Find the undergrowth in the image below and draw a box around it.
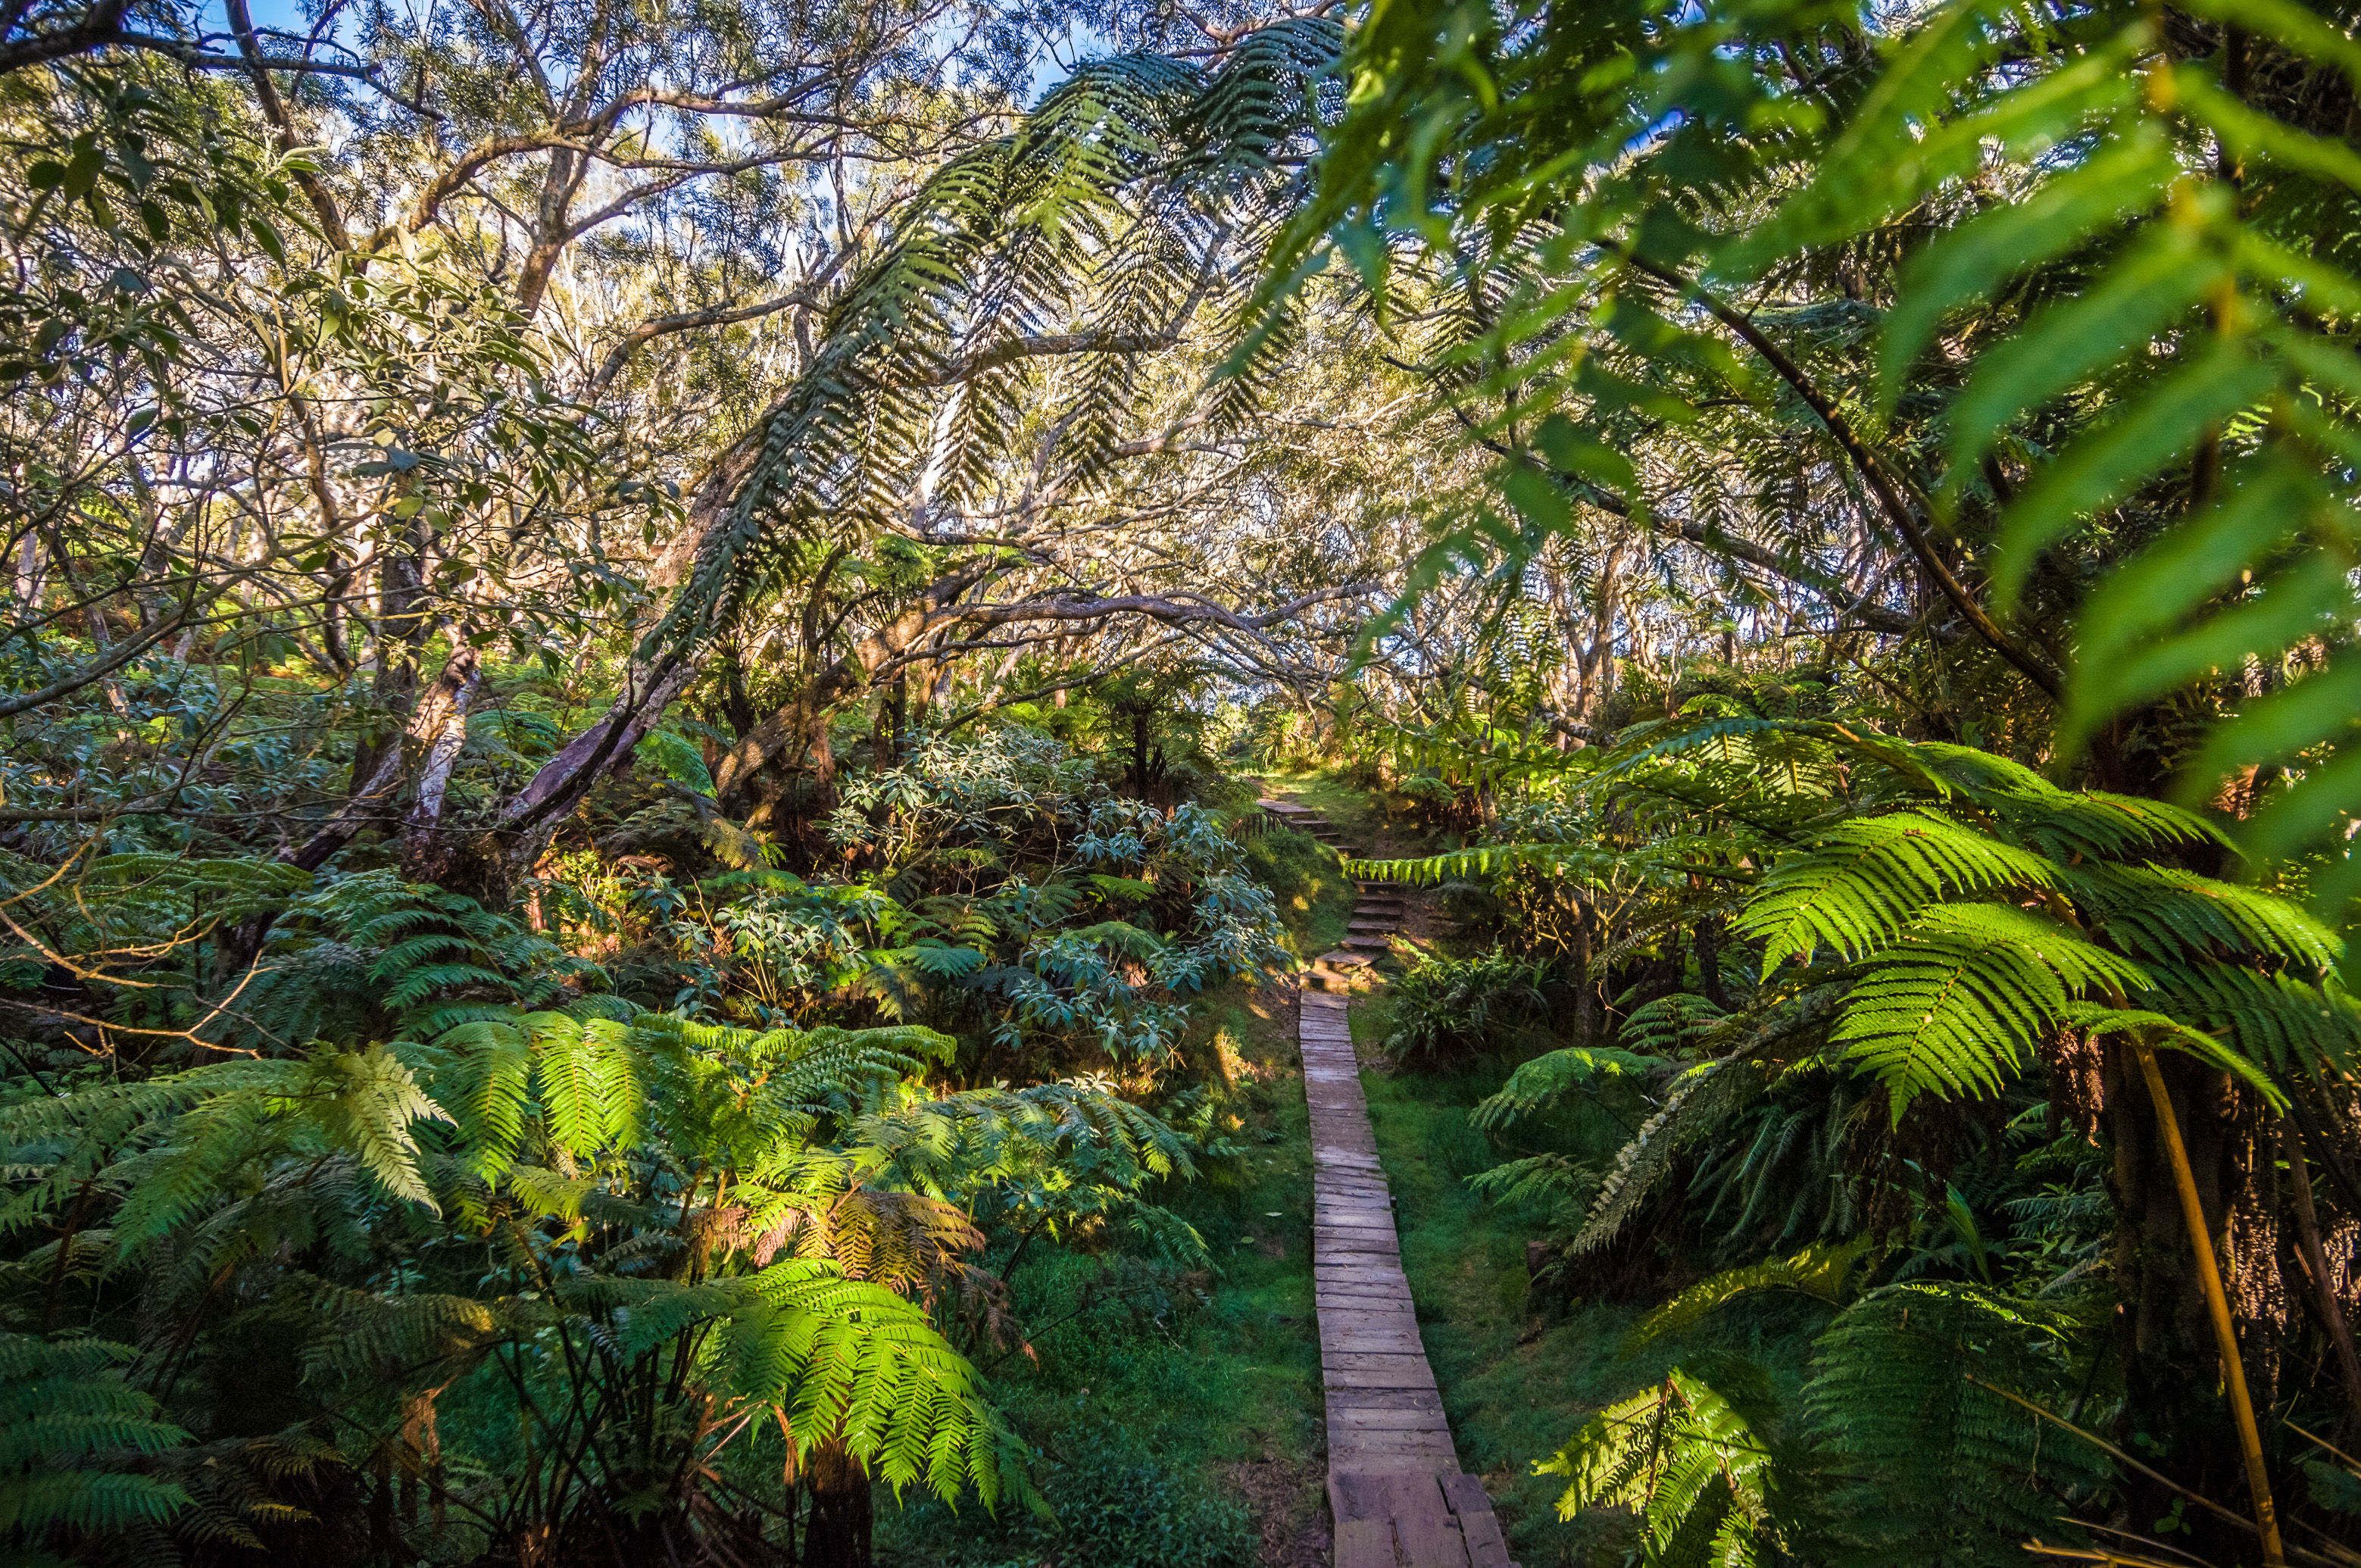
[1348,992,1825,1566]
[875,982,1321,1565]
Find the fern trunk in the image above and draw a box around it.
[800,1440,872,1568]
[2103,1041,2264,1551]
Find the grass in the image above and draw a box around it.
[875,980,1326,1565]
[1258,767,1418,854]
[1345,991,1822,1566]
[1243,819,1358,957]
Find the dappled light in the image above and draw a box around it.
[5,0,2361,1563]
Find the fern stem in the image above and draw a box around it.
[2130,1042,2284,1566]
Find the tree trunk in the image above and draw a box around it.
[801,1441,871,1568]
[351,526,431,791]
[398,653,487,882]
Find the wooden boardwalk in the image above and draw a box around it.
[1265,795,1516,1568]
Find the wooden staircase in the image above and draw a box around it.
[1257,798,1409,979]
[1266,794,1519,1567]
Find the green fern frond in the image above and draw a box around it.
[1471,1045,1661,1129]
[1833,904,2149,1120]
[1538,1366,1779,1562]
[1349,838,1737,889]
[0,1333,191,1539]
[1576,988,1845,1254]
[2140,961,2361,1083]
[1629,1238,1872,1345]
[2069,863,2341,970]
[1738,811,2057,976]
[1807,1283,2110,1566]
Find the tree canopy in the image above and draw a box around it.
[7,0,2361,1561]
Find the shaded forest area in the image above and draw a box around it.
[5,0,2361,1563]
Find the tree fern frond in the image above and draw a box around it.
[0,1333,191,1539]
[1807,1283,2110,1566]
[1538,1367,1778,1560]
[1738,811,2058,976]
[1471,1045,1661,1129]
[2069,863,2341,970]
[1833,904,2148,1120]
[1629,1238,1872,1345]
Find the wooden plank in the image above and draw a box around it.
[1330,1472,1423,1523]
[1335,1437,1457,1460]
[1317,1288,1411,1307]
[1336,1517,1398,1568]
[1391,1474,1471,1568]
[1331,1407,1452,1431]
[1325,1354,1435,1378]
[1457,1510,1512,1568]
[1321,1306,1420,1326]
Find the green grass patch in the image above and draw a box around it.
[1260,767,1403,848]
[1242,818,1356,955]
[878,983,1321,1564]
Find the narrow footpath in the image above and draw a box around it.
[1260,798,1516,1568]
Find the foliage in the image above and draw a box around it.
[1538,1360,1781,1567]
[0,1333,191,1563]
[1382,949,1551,1060]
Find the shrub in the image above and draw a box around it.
[879,1422,1252,1568]
[1383,950,1551,1060]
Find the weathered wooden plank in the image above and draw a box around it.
[1448,1503,1512,1567]
[1337,1517,1398,1568]
[1331,1407,1452,1432]
[1327,1386,1446,1412]
[1391,1476,1471,1568]
[1323,1362,1442,1390]
[1321,1306,1420,1326]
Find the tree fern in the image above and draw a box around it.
[0,1332,191,1556]
[1471,1044,1661,1131]
[1629,1239,1872,1346]
[1738,811,2058,976]
[1832,903,2149,1120]
[661,26,1341,658]
[1538,1364,1781,1566]
[1805,1284,2110,1567]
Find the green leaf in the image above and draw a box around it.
[2057,458,2333,757]
[1834,904,2150,1120]
[1738,811,2057,976]
[1882,130,2178,408]
[1990,342,2277,609]
[634,728,716,797]
[2057,1001,2284,1106]
[1945,221,2230,476]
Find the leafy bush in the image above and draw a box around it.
[1383,950,1551,1060]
